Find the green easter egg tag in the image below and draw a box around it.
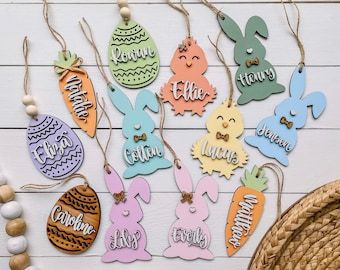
[108,20,160,89]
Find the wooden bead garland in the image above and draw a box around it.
[0,169,36,270]
[119,0,131,21]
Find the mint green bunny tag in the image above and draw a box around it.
[217,13,285,105]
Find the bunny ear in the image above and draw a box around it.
[290,67,306,99]
[245,16,268,39]
[104,165,125,194]
[107,84,133,115]
[174,162,193,193]
[303,92,327,119]
[127,177,151,203]
[195,176,218,203]
[135,90,159,113]
[218,12,243,42]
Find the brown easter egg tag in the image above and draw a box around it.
[47,185,101,254]
[192,100,248,179]
[160,37,216,116]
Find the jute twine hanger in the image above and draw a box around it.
[208,32,234,108]
[95,95,113,174]
[79,18,112,87]
[281,0,306,72]
[201,0,225,20]
[167,0,191,38]
[43,0,67,52]
[156,94,181,169]
[257,163,284,220]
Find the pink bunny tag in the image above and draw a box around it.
[102,165,152,263]
[163,163,219,260]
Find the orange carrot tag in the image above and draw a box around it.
[54,51,97,137]
[160,37,217,116]
[225,166,268,256]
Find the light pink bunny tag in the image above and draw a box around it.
[102,165,152,263]
[163,163,219,260]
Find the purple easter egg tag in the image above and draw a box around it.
[102,166,152,263]
[26,114,84,180]
[163,163,219,261]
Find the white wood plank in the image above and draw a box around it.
[0,256,251,270]
[0,192,305,258]
[0,3,339,66]
[0,66,337,129]
[0,129,338,193]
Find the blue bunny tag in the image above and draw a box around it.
[108,84,172,178]
[245,67,326,166]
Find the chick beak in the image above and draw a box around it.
[222,122,229,128]
[186,61,192,67]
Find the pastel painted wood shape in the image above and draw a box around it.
[102,165,151,263]
[108,84,172,178]
[163,163,218,261]
[160,37,216,116]
[46,185,101,254]
[55,51,97,137]
[192,100,248,179]
[27,114,84,180]
[225,166,267,256]
[217,13,285,105]
[108,20,160,89]
[245,68,326,166]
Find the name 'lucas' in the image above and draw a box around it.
[201,140,239,164]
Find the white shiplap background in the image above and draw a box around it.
[0,0,339,269]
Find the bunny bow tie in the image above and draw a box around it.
[280,117,293,129]
[245,57,260,68]
[181,192,193,204]
[113,191,126,204]
[216,132,229,142]
[134,133,147,143]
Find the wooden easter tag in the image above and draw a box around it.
[47,185,101,254]
[164,163,218,260]
[108,84,172,179]
[192,100,248,179]
[55,51,97,137]
[217,13,285,105]
[27,114,84,180]
[102,166,152,263]
[225,166,267,256]
[245,67,326,166]
[160,37,216,116]
[108,20,160,89]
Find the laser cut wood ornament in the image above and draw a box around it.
[22,37,85,181]
[160,1,216,116]
[192,35,248,179]
[108,0,160,89]
[43,0,97,137]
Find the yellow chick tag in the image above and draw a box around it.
[192,100,248,179]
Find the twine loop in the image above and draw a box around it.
[167,0,191,38]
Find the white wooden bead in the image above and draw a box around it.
[120,7,131,20]
[7,236,28,255]
[117,0,128,8]
[25,267,38,270]
[25,105,38,117]
[0,173,7,186]
[22,95,35,106]
[0,201,23,220]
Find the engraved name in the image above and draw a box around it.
[172,227,208,249]
[257,124,293,152]
[229,194,257,248]
[201,140,239,164]
[109,229,141,250]
[124,145,163,165]
[64,75,93,121]
[51,205,96,236]
[110,47,156,65]
[237,68,275,87]
[33,131,73,165]
[171,81,209,101]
